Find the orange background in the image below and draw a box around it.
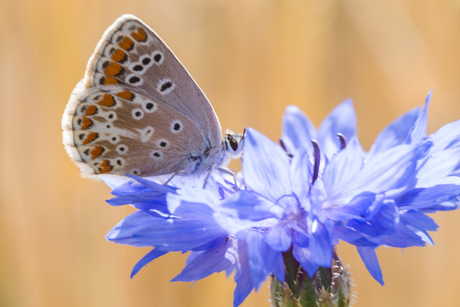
[2,0,460,306]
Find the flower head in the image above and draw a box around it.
[104,92,460,306]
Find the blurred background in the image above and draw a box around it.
[1,0,460,306]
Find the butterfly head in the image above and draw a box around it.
[224,129,246,158]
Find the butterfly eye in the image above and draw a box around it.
[229,137,238,151]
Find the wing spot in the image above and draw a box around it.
[117,36,134,51]
[157,139,169,148]
[80,117,93,130]
[110,135,120,144]
[126,74,143,86]
[132,169,140,175]
[82,132,99,145]
[131,27,148,42]
[133,64,143,72]
[79,105,88,114]
[90,146,105,159]
[152,51,164,64]
[143,101,157,113]
[97,160,113,174]
[107,112,117,121]
[115,90,135,101]
[171,120,183,134]
[132,108,144,120]
[116,145,128,154]
[111,49,128,63]
[97,94,116,107]
[104,62,125,77]
[142,57,151,65]
[101,75,118,85]
[151,151,163,160]
[157,79,175,95]
[84,105,98,116]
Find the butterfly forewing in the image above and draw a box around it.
[87,15,222,144]
[63,15,222,177]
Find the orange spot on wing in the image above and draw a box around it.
[82,132,98,145]
[84,105,98,116]
[115,91,135,101]
[97,94,116,107]
[98,160,113,174]
[104,62,124,76]
[103,76,118,85]
[118,36,134,51]
[131,27,147,42]
[80,117,93,130]
[111,49,127,63]
[90,146,105,159]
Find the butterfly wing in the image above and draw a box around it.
[62,15,222,177]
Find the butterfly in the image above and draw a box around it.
[62,14,244,184]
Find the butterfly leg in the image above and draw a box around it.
[163,172,179,185]
[217,167,239,192]
[202,163,217,189]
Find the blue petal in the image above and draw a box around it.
[429,119,460,151]
[309,219,334,267]
[291,222,310,247]
[322,139,364,201]
[417,148,460,187]
[99,174,130,189]
[324,192,375,221]
[340,141,432,201]
[243,128,292,202]
[380,219,427,248]
[172,239,237,282]
[221,190,278,221]
[348,199,397,237]
[106,204,227,251]
[292,245,318,277]
[233,241,254,307]
[318,99,357,158]
[264,223,292,251]
[334,226,381,247]
[368,107,420,157]
[406,89,431,144]
[241,230,280,289]
[131,248,168,278]
[399,184,460,211]
[400,210,438,232]
[282,105,317,154]
[126,175,178,193]
[357,247,384,285]
[110,180,151,196]
[272,253,285,282]
[290,149,313,204]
